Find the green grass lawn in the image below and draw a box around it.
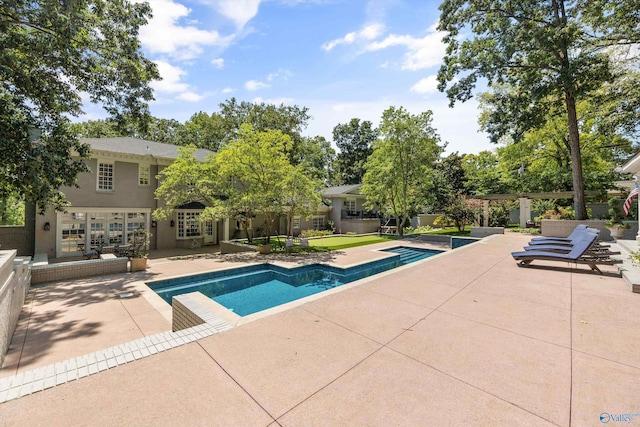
[307,234,396,250]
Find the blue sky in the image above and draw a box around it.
[84,0,495,154]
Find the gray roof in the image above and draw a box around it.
[81,137,213,162]
[323,184,363,197]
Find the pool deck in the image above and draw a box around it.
[1,234,639,426]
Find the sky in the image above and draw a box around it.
[83,0,496,154]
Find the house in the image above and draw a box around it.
[32,137,231,259]
[322,184,380,234]
[3,138,388,258]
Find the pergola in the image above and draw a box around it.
[474,191,608,229]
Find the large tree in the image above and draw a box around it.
[1,0,158,211]
[437,0,626,219]
[362,107,443,236]
[333,118,377,185]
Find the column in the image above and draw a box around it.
[519,197,531,228]
[483,200,489,227]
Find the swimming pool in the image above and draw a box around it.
[148,246,442,316]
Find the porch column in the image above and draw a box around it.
[223,218,230,241]
[483,200,489,227]
[519,197,531,228]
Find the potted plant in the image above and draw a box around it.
[130,227,152,271]
[605,197,629,239]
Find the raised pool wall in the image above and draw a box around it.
[0,250,31,368]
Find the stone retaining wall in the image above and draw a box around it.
[31,257,129,285]
[220,240,256,255]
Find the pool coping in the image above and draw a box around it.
[145,241,466,328]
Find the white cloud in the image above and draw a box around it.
[252,97,294,105]
[221,87,234,94]
[365,27,446,70]
[245,80,270,91]
[211,58,225,69]
[322,23,385,51]
[151,60,190,93]
[138,0,234,60]
[267,69,293,81]
[209,0,262,29]
[177,91,206,102]
[410,75,439,94]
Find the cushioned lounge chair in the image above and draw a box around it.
[512,232,621,273]
[528,224,592,245]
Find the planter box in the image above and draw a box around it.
[540,219,638,241]
[257,244,272,255]
[130,257,148,272]
[470,227,504,238]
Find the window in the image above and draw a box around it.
[292,217,301,229]
[138,164,150,186]
[312,216,324,230]
[56,209,149,257]
[345,200,356,212]
[177,211,202,238]
[97,161,114,191]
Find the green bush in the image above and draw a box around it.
[300,229,334,237]
[404,225,433,234]
[433,215,452,228]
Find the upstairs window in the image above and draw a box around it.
[97,162,114,191]
[139,164,150,186]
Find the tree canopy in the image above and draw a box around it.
[362,107,444,236]
[332,118,376,185]
[154,125,322,243]
[437,0,636,219]
[1,0,158,211]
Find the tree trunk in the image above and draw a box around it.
[396,216,403,236]
[564,90,588,220]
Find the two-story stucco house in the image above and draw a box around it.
[33,137,225,259]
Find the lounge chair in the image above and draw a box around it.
[528,224,591,245]
[512,232,621,273]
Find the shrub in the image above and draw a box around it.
[300,229,333,237]
[443,196,478,232]
[404,225,433,234]
[433,215,452,228]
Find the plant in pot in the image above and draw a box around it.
[130,227,152,271]
[605,197,629,239]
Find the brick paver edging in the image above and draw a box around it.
[0,314,232,404]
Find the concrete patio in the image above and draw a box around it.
[1,234,639,426]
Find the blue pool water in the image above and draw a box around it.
[149,246,442,316]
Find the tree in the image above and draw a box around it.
[0,191,25,225]
[362,107,444,236]
[213,98,333,179]
[333,119,376,185]
[1,0,158,211]
[462,151,507,195]
[443,196,478,232]
[211,125,294,243]
[153,146,212,220]
[282,166,322,237]
[438,0,624,219]
[431,152,469,211]
[176,112,225,151]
